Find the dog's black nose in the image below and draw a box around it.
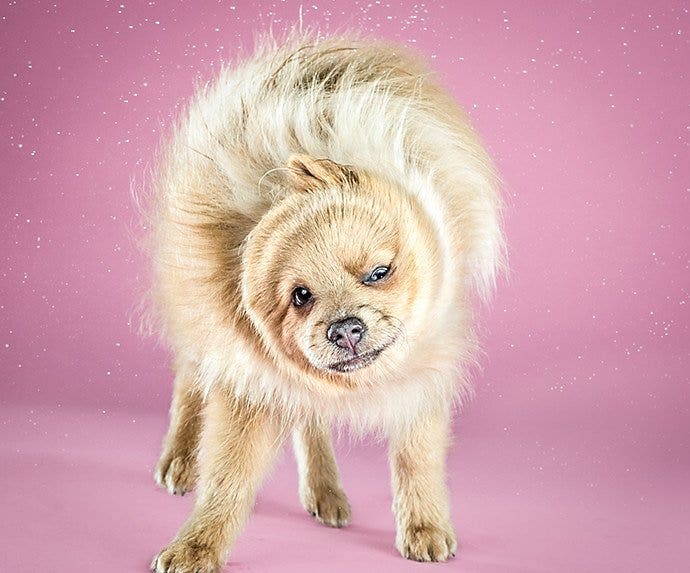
[327,317,365,352]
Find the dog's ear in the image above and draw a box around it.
[287,154,359,191]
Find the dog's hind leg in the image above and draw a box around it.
[154,360,203,495]
[293,419,351,528]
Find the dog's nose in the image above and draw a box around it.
[327,317,365,352]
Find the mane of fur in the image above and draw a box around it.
[146,31,503,435]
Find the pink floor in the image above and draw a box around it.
[2,1,688,572]
[2,401,687,572]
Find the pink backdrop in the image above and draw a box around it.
[2,2,688,572]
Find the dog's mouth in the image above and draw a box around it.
[327,342,391,373]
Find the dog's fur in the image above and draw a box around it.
[147,32,502,572]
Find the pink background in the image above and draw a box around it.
[2,1,688,571]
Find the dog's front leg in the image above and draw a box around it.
[388,409,457,562]
[152,388,284,573]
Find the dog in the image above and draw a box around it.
[147,32,502,572]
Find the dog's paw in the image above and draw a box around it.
[154,452,197,495]
[302,486,351,528]
[396,522,457,562]
[151,540,221,573]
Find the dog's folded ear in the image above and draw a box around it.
[287,154,359,191]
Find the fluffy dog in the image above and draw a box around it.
[147,32,502,572]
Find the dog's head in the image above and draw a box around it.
[240,155,443,385]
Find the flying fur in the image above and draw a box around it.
[148,32,503,435]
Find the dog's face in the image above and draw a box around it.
[241,155,441,385]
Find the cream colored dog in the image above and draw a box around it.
[147,32,502,572]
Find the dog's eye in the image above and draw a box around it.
[364,266,390,284]
[292,287,312,307]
